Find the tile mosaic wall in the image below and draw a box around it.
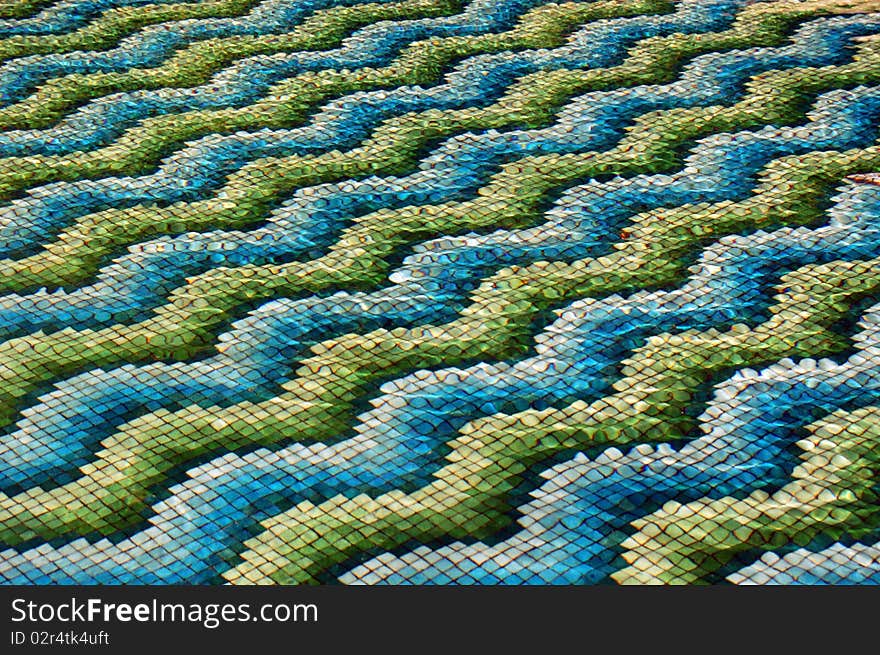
[0,0,879,584]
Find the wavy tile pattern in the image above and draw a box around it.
[0,0,879,585]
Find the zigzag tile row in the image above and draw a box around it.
[0,0,555,123]
[0,59,876,477]
[729,530,880,584]
[0,6,864,209]
[0,136,876,576]
[0,0,55,20]
[225,254,880,584]
[0,0,672,205]
[1,185,878,583]
[3,0,872,211]
[0,0,869,139]
[343,403,880,584]
[614,391,880,583]
[0,42,872,409]
[0,0,460,105]
[337,184,880,585]
[0,96,876,492]
[1,0,879,585]
[1,12,873,300]
[0,53,879,485]
[0,0,665,159]
[0,0,262,60]
[0,0,204,35]
[1,12,872,288]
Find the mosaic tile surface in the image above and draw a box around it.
[0,0,878,585]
